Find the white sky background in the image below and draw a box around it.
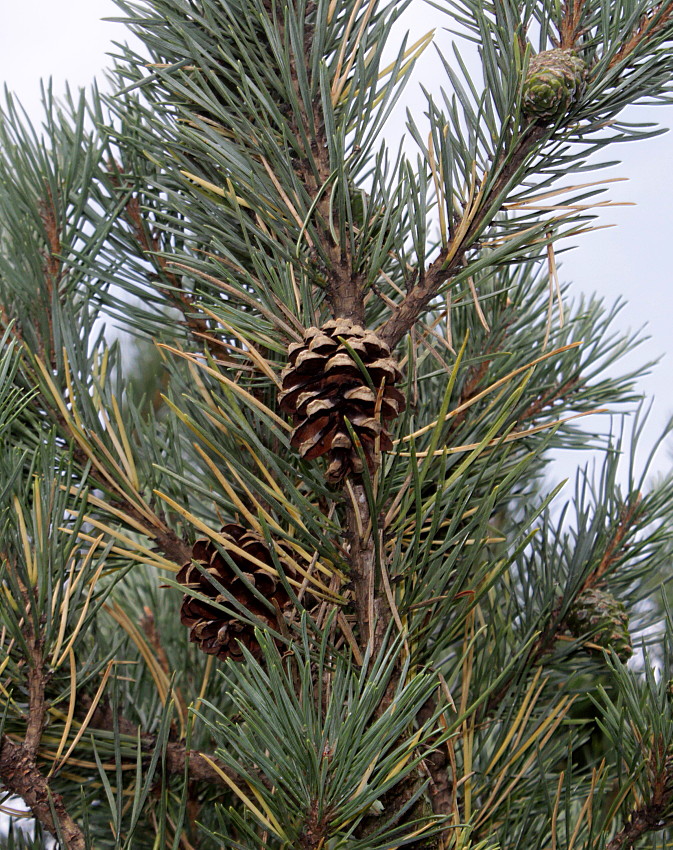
[1,0,673,492]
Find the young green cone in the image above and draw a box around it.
[566,587,633,663]
[522,48,587,121]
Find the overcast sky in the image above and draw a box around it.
[1,0,672,488]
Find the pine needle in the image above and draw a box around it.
[467,276,490,332]
[397,342,583,443]
[166,262,302,340]
[51,542,107,669]
[157,343,291,431]
[331,0,376,104]
[199,754,286,839]
[48,648,78,776]
[50,659,115,775]
[428,128,448,249]
[396,409,605,456]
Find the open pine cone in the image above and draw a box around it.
[279,319,405,482]
[177,523,305,661]
[566,587,633,663]
[522,48,586,121]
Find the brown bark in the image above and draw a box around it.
[346,482,377,645]
[606,765,673,850]
[606,809,664,850]
[84,697,239,786]
[298,799,331,849]
[0,736,86,850]
[378,126,548,351]
[558,0,587,48]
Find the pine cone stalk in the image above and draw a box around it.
[279,319,405,483]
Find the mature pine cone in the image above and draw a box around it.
[177,524,303,661]
[522,48,586,121]
[279,319,405,483]
[566,588,633,663]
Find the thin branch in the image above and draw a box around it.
[116,500,192,566]
[416,694,455,838]
[24,649,46,759]
[377,126,547,350]
[36,187,64,370]
[114,185,228,364]
[286,6,365,323]
[140,606,189,724]
[607,757,673,850]
[609,2,673,69]
[84,696,241,787]
[484,494,646,718]
[520,376,580,421]
[557,0,587,48]
[9,567,48,759]
[583,494,644,590]
[11,184,195,572]
[279,6,381,654]
[345,481,379,645]
[25,359,193,568]
[0,566,84,847]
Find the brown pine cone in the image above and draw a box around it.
[177,523,304,661]
[279,319,405,483]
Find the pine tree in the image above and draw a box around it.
[1,0,673,847]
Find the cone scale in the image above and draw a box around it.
[566,587,633,663]
[279,319,406,482]
[177,523,304,661]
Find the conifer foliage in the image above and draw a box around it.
[1,0,673,847]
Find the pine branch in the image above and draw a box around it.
[583,493,645,590]
[83,695,244,787]
[110,169,226,361]
[287,9,366,325]
[415,695,455,839]
[609,1,673,69]
[20,598,47,760]
[36,189,62,372]
[0,139,195,571]
[0,736,86,850]
[606,771,673,850]
[273,3,385,649]
[607,807,668,850]
[0,562,84,848]
[557,0,588,49]
[36,389,192,567]
[377,125,548,350]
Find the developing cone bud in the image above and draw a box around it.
[279,319,405,483]
[566,588,632,663]
[522,48,586,121]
